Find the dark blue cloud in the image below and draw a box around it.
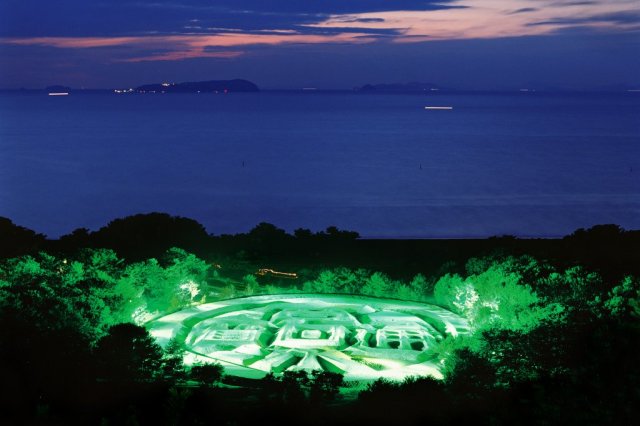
[508,8,538,15]
[130,1,462,14]
[340,18,387,23]
[548,1,598,6]
[0,0,460,37]
[528,10,640,26]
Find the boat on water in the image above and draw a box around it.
[424,106,452,110]
[48,92,69,96]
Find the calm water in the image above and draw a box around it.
[1,91,639,238]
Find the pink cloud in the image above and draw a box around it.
[1,32,377,62]
[307,0,640,41]
[121,50,244,62]
[4,1,634,64]
[5,37,142,48]
[0,0,639,62]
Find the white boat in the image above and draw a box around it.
[48,92,69,96]
[424,106,452,110]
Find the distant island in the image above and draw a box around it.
[2,80,637,94]
[356,82,443,92]
[134,79,259,93]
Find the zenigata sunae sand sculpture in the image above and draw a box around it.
[148,294,470,382]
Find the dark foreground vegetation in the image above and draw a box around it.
[0,213,638,425]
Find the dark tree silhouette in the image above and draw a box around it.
[189,364,223,387]
[90,213,210,261]
[309,371,344,403]
[244,222,293,258]
[281,370,309,404]
[0,217,45,259]
[56,227,91,253]
[159,339,186,381]
[94,324,164,383]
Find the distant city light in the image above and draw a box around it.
[256,268,298,279]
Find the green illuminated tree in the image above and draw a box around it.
[534,266,603,313]
[0,251,123,339]
[116,248,210,321]
[218,283,237,299]
[302,267,371,294]
[434,273,469,313]
[603,276,640,319]
[243,274,260,295]
[116,258,165,320]
[394,283,422,301]
[162,339,188,383]
[409,273,432,296]
[361,272,394,297]
[433,260,562,332]
[302,269,340,293]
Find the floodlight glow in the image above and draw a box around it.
[148,294,470,382]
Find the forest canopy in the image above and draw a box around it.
[0,214,638,425]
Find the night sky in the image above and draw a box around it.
[1,0,639,89]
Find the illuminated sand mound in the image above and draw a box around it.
[148,294,470,382]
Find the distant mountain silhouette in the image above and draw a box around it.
[136,79,259,93]
[356,82,443,92]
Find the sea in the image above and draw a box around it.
[1,91,638,238]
